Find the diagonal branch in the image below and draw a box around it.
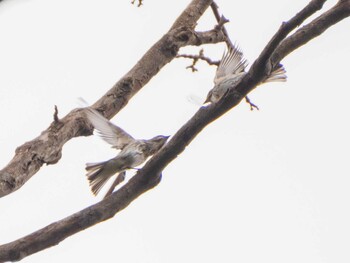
[0,0,348,261]
[0,0,224,198]
[271,0,350,65]
[249,0,328,83]
[210,1,234,49]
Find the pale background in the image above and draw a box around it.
[0,0,349,262]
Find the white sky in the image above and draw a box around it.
[0,0,349,262]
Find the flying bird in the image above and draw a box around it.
[204,45,286,104]
[82,105,169,196]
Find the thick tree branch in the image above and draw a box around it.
[170,0,213,30]
[0,171,162,262]
[248,0,349,92]
[0,1,348,261]
[249,0,327,83]
[0,0,222,198]
[271,0,350,65]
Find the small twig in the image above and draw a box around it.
[53,105,60,122]
[131,0,143,7]
[210,2,234,49]
[187,65,198,72]
[214,15,230,30]
[245,96,259,111]
[176,49,219,72]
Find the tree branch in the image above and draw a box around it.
[177,49,220,72]
[210,1,234,49]
[271,0,350,65]
[0,1,348,261]
[249,0,327,84]
[0,171,162,262]
[247,0,349,93]
[0,0,222,198]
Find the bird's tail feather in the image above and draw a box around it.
[86,161,112,196]
[263,64,287,83]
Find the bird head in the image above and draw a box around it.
[147,135,170,154]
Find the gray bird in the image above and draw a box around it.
[204,45,286,104]
[83,106,169,196]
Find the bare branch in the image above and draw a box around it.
[0,0,217,198]
[0,109,90,197]
[192,28,226,45]
[177,49,220,72]
[271,0,350,65]
[210,1,235,49]
[0,171,162,262]
[178,53,220,66]
[53,105,60,123]
[249,0,328,81]
[0,0,349,261]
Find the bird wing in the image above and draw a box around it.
[84,107,135,150]
[214,45,247,85]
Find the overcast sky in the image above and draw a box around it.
[0,0,350,262]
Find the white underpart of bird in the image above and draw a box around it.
[82,103,169,196]
[204,44,287,104]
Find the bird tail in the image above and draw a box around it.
[86,160,122,196]
[262,64,287,83]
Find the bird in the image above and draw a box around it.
[82,105,169,196]
[204,44,286,104]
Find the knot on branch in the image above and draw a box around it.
[175,28,193,42]
[44,149,62,165]
[115,77,134,99]
[72,109,95,137]
[161,27,193,57]
[0,172,16,194]
[108,77,134,102]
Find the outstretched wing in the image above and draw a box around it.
[82,104,135,150]
[214,45,247,85]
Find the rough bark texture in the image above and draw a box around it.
[0,0,349,261]
[0,0,223,198]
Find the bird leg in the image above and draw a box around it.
[245,96,259,111]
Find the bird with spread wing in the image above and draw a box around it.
[82,103,169,197]
[205,44,286,104]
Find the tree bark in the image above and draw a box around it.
[0,0,349,261]
[0,0,223,198]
